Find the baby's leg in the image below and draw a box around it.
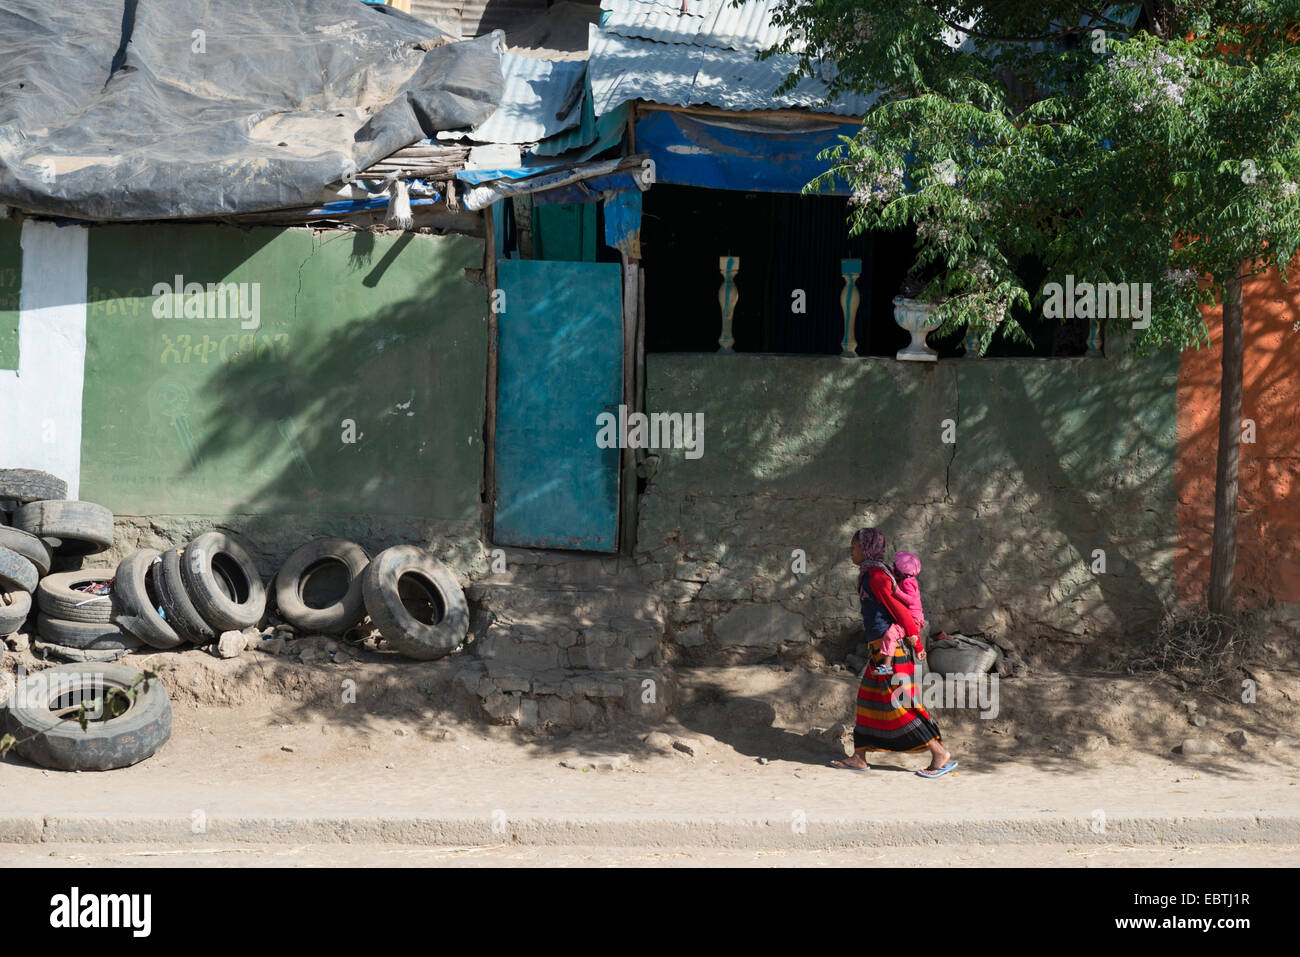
[879,624,903,658]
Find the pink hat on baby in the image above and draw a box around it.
[893,550,921,576]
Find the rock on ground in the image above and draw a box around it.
[216,631,248,659]
[672,737,704,757]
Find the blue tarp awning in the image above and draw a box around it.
[633,109,860,194]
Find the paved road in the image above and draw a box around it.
[5,842,1300,867]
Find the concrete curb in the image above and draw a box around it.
[4,813,1299,847]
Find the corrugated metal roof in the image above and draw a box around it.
[601,0,710,45]
[697,0,788,52]
[470,53,587,144]
[588,23,875,116]
[601,0,795,52]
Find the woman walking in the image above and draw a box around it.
[830,527,957,778]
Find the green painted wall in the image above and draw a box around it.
[638,353,1179,640]
[80,224,488,564]
[0,219,21,370]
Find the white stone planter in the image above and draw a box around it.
[892,297,943,362]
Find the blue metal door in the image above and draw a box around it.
[493,259,623,551]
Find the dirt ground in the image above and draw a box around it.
[7,629,1297,768]
[3,636,1298,866]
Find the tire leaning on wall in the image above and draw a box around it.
[112,548,184,649]
[156,547,218,646]
[3,662,172,771]
[13,500,114,555]
[0,545,39,594]
[274,538,370,634]
[180,531,266,631]
[0,468,68,504]
[361,545,469,661]
[0,526,54,577]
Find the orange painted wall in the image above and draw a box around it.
[1176,266,1300,606]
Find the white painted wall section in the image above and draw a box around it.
[0,221,88,498]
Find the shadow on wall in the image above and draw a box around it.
[184,233,487,564]
[1177,269,1300,609]
[80,225,490,574]
[637,350,1178,649]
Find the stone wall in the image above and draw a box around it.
[636,353,1180,659]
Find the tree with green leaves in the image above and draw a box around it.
[767,0,1300,613]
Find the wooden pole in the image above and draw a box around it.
[619,251,639,554]
[483,204,499,545]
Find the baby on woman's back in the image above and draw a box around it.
[893,550,926,635]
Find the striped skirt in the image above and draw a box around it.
[853,638,942,753]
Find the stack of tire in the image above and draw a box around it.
[273,539,468,660]
[112,531,268,650]
[0,469,125,662]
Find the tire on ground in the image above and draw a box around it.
[31,640,133,663]
[179,531,266,631]
[156,547,217,645]
[0,545,39,593]
[3,662,171,770]
[0,469,68,504]
[274,538,369,634]
[0,589,32,635]
[13,500,113,555]
[112,548,183,649]
[0,526,54,576]
[361,545,468,661]
[36,614,140,650]
[36,569,118,623]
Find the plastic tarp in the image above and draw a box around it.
[0,0,505,220]
[633,108,861,194]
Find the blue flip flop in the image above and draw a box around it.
[916,761,958,778]
[830,759,870,771]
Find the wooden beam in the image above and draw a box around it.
[618,252,639,555]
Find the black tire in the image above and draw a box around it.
[31,640,132,663]
[156,547,217,645]
[274,538,369,634]
[3,662,171,770]
[361,545,468,661]
[35,614,140,650]
[180,531,266,631]
[36,614,139,651]
[0,469,67,504]
[112,549,183,649]
[36,569,118,623]
[0,545,38,593]
[0,526,53,576]
[13,500,113,555]
[1,589,32,635]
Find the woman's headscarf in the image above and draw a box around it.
[855,527,886,564]
[855,527,897,588]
